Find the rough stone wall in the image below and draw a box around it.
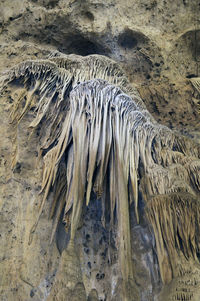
[0,1,199,301]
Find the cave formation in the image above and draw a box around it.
[1,53,200,300]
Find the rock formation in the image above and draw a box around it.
[0,1,200,301]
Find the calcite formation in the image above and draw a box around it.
[0,1,200,301]
[0,53,200,301]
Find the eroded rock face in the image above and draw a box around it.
[0,1,200,301]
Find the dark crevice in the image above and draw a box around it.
[118,28,138,49]
[117,28,149,51]
[64,34,109,56]
[30,0,60,9]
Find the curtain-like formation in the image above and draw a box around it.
[1,54,200,291]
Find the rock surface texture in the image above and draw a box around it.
[0,1,200,301]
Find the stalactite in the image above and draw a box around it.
[190,77,200,94]
[146,194,200,283]
[1,54,200,297]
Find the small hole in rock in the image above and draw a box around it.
[88,262,91,269]
[13,162,21,174]
[118,28,138,49]
[86,234,90,241]
[186,74,197,79]
[30,289,35,298]
[84,11,94,21]
[84,247,90,254]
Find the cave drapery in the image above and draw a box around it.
[1,53,200,300]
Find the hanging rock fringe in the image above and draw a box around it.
[1,54,200,288]
[146,193,200,284]
[190,77,200,94]
[190,77,200,114]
